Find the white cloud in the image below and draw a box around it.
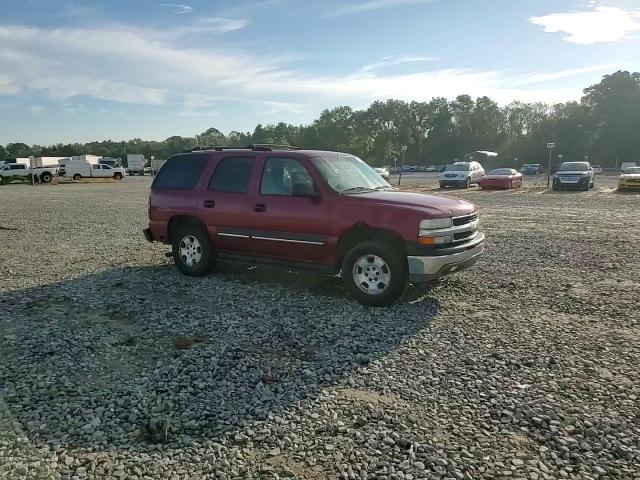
[160,3,193,14]
[174,17,250,36]
[328,0,434,17]
[360,55,436,72]
[29,105,44,115]
[0,21,624,118]
[529,6,640,45]
[512,63,625,85]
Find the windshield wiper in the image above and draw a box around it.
[373,185,397,191]
[339,186,376,195]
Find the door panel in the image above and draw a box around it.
[250,156,331,262]
[197,156,258,254]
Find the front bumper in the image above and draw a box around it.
[619,180,640,190]
[407,233,485,282]
[439,178,467,187]
[553,177,590,189]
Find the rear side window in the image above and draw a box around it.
[152,154,209,190]
[10,164,26,170]
[208,157,255,193]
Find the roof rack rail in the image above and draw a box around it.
[246,144,301,151]
[182,145,247,153]
[182,144,302,153]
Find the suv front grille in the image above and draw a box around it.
[453,213,478,226]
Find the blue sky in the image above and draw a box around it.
[1,0,639,144]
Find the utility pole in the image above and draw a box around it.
[546,143,556,188]
[397,145,408,187]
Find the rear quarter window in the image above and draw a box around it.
[152,154,209,190]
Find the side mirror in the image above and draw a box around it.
[292,182,319,197]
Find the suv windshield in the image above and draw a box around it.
[312,154,391,194]
[490,168,513,175]
[559,162,589,172]
[446,164,470,172]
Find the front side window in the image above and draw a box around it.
[152,153,209,190]
[261,157,314,196]
[209,157,255,193]
[312,154,390,194]
[93,164,100,170]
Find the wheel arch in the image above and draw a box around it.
[337,223,406,267]
[167,215,207,244]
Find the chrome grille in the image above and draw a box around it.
[453,213,478,226]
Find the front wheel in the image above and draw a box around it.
[171,225,215,276]
[72,174,82,181]
[114,173,123,180]
[41,173,53,183]
[342,241,408,307]
[464,177,471,189]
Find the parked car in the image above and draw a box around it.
[144,146,485,306]
[437,165,448,172]
[60,163,126,180]
[620,162,638,173]
[374,167,390,181]
[618,166,640,191]
[521,164,543,175]
[592,165,602,174]
[552,161,594,191]
[479,168,523,190]
[0,162,58,183]
[425,165,436,172]
[439,161,485,189]
[416,165,427,172]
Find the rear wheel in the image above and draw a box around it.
[342,241,408,307]
[41,172,53,183]
[171,224,214,276]
[73,174,82,181]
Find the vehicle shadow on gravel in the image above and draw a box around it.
[0,265,437,452]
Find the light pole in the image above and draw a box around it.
[397,145,408,187]
[546,142,556,188]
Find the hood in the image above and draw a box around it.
[482,175,509,180]
[346,191,476,217]
[555,170,590,175]
[620,173,640,179]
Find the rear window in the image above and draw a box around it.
[209,157,255,193]
[152,154,209,190]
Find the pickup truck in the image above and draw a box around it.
[144,146,484,306]
[0,162,58,183]
[59,162,126,180]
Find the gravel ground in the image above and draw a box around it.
[1,176,639,480]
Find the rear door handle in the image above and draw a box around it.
[253,203,266,213]
[203,200,215,209]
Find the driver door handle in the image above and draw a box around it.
[253,203,266,213]
[203,199,215,208]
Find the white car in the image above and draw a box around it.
[439,161,485,189]
[592,165,602,174]
[374,167,390,181]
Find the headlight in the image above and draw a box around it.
[419,218,452,230]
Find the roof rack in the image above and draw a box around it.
[183,144,301,153]
[246,144,301,151]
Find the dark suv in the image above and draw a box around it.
[144,145,484,306]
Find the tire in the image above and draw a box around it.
[342,241,408,307]
[171,224,214,276]
[464,177,471,189]
[114,173,123,180]
[439,183,445,189]
[41,172,53,183]
[582,182,590,191]
[73,174,82,181]
[552,183,560,191]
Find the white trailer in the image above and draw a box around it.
[127,154,146,175]
[70,155,101,165]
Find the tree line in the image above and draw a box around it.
[2,71,639,168]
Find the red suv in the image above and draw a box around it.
[144,145,484,306]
